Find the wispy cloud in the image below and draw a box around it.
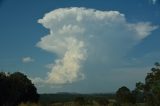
[36,7,158,85]
[151,0,158,4]
[22,56,34,63]
[45,63,54,69]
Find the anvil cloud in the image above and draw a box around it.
[36,7,157,85]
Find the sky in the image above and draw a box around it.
[0,0,160,93]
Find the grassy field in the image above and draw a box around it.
[18,102,146,106]
[18,93,146,106]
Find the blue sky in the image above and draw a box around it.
[0,0,160,93]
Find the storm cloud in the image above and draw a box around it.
[36,7,157,85]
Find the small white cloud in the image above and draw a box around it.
[22,57,34,63]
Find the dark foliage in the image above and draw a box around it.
[116,86,135,104]
[0,72,39,106]
[134,62,160,106]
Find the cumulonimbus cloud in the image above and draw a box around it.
[36,7,157,85]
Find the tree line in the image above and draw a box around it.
[0,72,39,106]
[116,62,160,106]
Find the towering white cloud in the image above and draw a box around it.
[37,7,157,85]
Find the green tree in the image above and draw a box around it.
[0,72,10,105]
[132,82,145,103]
[0,72,39,106]
[116,86,134,104]
[144,62,160,106]
[135,82,145,92]
[133,62,160,106]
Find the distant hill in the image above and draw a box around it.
[39,93,115,105]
